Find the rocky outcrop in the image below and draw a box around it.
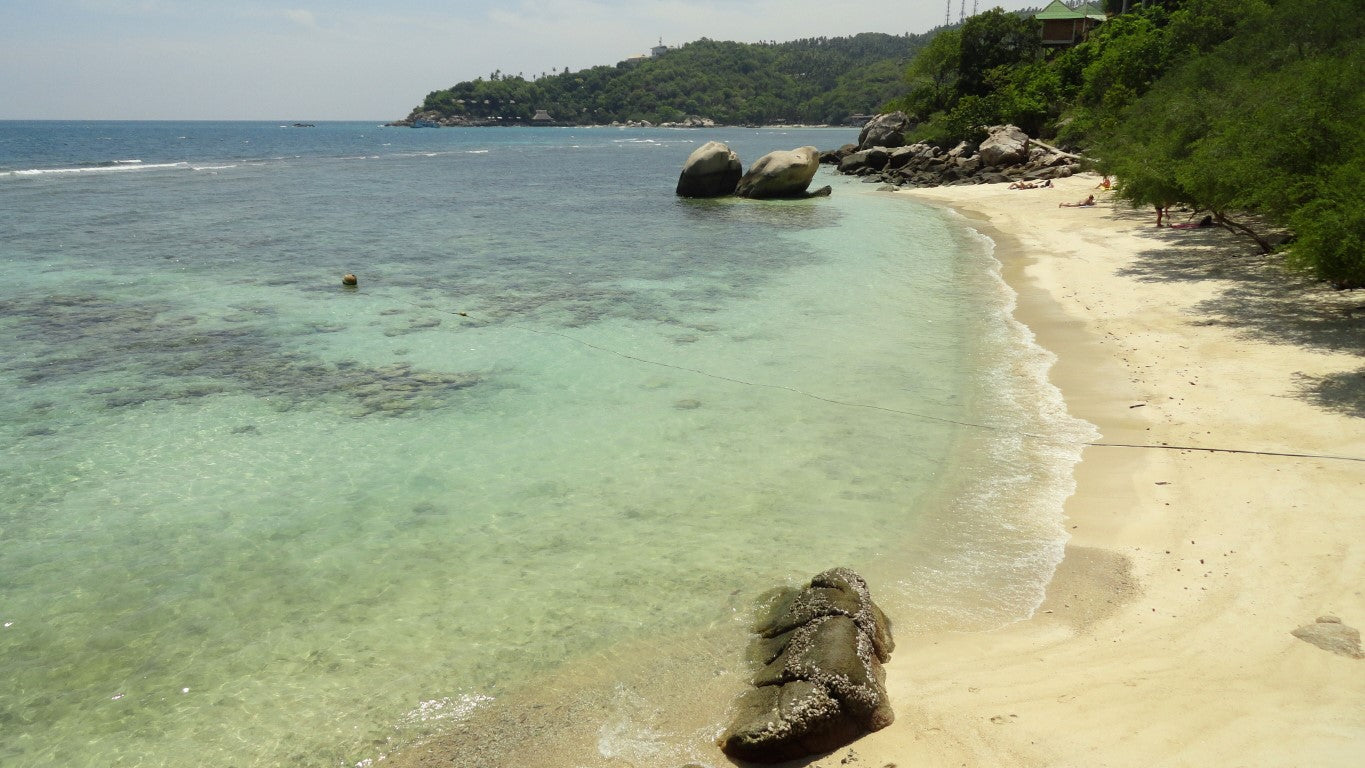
[659,116,718,128]
[387,109,503,128]
[837,147,890,174]
[977,123,1030,167]
[820,143,857,164]
[675,141,743,198]
[827,120,1084,189]
[719,568,895,764]
[856,111,912,151]
[735,146,821,199]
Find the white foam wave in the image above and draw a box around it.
[893,213,1100,631]
[348,693,492,768]
[6,161,191,177]
[396,693,493,727]
[595,686,691,765]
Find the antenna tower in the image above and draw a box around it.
[958,0,966,23]
[945,0,951,26]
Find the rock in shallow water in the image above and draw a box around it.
[735,147,821,199]
[719,567,894,763]
[675,140,742,198]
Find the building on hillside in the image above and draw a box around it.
[1034,0,1107,47]
[531,109,554,124]
[651,38,670,57]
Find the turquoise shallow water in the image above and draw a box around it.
[0,123,1094,766]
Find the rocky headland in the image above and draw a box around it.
[822,112,1084,189]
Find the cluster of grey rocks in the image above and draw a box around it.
[675,141,831,199]
[718,568,895,764]
[824,112,1084,188]
[656,116,719,128]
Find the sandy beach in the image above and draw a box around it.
[382,173,1363,768]
[826,174,1365,767]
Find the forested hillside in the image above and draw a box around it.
[886,0,1362,288]
[401,33,936,126]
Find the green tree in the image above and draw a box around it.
[1100,0,1365,286]
[956,8,1042,96]
[890,28,962,118]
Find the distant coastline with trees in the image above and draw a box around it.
[395,0,1360,286]
[392,33,933,128]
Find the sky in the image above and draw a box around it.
[0,1,1044,120]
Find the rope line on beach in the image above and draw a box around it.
[383,296,1365,465]
[1083,441,1365,463]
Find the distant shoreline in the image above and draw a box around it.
[383,119,854,129]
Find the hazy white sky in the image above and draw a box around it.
[0,1,1042,120]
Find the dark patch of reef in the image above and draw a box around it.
[0,293,482,420]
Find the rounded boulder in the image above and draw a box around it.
[675,141,743,198]
[735,146,821,199]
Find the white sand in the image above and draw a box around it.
[832,175,1365,767]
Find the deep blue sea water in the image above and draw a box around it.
[0,121,1094,766]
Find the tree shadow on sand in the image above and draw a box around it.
[1294,369,1365,419]
[1104,207,1365,418]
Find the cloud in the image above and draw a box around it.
[283,8,319,29]
[72,0,181,15]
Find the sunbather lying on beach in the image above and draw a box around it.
[1059,194,1095,208]
[1009,180,1052,190]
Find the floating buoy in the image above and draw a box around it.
[342,273,358,287]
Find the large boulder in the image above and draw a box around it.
[977,124,1030,167]
[820,143,858,164]
[719,568,895,764]
[857,111,912,150]
[886,146,921,170]
[735,146,821,199]
[675,141,742,198]
[837,147,889,174]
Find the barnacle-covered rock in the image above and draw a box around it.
[719,568,895,763]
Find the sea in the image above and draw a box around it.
[0,121,1096,767]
